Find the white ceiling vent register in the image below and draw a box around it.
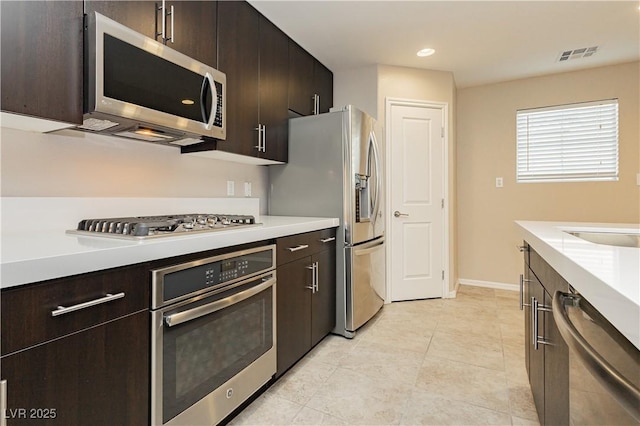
[557,46,599,62]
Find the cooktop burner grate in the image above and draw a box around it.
[67,214,259,240]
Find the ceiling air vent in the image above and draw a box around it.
[557,46,599,62]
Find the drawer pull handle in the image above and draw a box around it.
[320,237,336,243]
[51,292,125,317]
[287,244,309,252]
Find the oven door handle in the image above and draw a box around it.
[164,275,275,327]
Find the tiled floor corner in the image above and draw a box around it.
[229,285,539,426]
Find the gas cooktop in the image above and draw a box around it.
[67,214,260,240]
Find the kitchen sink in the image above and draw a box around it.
[566,231,640,248]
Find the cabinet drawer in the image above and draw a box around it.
[1,264,149,356]
[276,228,337,265]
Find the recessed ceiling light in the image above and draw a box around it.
[181,99,195,105]
[417,48,436,57]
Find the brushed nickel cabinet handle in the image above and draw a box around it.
[0,380,6,426]
[51,292,125,317]
[532,297,552,350]
[287,244,309,252]
[519,274,531,310]
[320,237,335,243]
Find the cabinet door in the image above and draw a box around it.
[216,1,260,157]
[1,1,83,124]
[314,61,333,114]
[85,1,217,66]
[311,248,336,347]
[169,1,217,67]
[258,16,289,162]
[0,311,149,426]
[84,1,156,38]
[543,290,570,426]
[288,41,315,116]
[528,272,545,424]
[276,257,313,377]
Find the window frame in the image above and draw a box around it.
[516,99,619,184]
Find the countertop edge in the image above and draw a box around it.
[1,216,340,289]
[515,220,640,350]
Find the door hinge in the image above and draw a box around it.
[441,127,445,138]
[441,270,445,280]
[441,199,444,209]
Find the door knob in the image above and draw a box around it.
[393,211,409,218]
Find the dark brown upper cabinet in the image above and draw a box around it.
[0,1,83,124]
[288,41,333,116]
[258,15,290,162]
[215,1,288,163]
[84,1,217,67]
[314,61,334,114]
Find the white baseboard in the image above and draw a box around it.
[446,280,460,298]
[457,278,518,292]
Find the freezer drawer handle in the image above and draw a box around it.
[354,240,384,256]
[552,291,640,421]
[287,244,309,252]
[320,237,336,243]
[51,292,125,317]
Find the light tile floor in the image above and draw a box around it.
[229,285,540,425]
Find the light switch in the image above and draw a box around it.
[495,177,504,188]
[637,173,640,186]
[244,182,252,197]
[227,181,235,196]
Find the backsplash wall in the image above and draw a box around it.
[0,127,269,213]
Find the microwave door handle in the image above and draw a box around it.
[200,73,217,128]
[552,291,640,421]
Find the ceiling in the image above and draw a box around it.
[247,1,640,88]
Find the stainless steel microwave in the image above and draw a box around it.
[80,12,226,146]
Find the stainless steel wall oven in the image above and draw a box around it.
[151,245,276,425]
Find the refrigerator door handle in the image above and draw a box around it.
[369,131,382,225]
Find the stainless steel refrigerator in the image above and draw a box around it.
[269,105,385,338]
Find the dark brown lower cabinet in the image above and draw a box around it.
[523,243,569,426]
[276,257,313,375]
[276,229,337,377]
[1,311,149,425]
[311,247,336,347]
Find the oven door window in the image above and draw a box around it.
[161,285,273,423]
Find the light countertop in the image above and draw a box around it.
[1,215,340,289]
[516,221,640,350]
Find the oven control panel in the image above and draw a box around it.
[152,245,275,308]
[206,259,250,285]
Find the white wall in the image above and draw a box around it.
[0,127,270,213]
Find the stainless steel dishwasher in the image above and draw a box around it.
[553,289,640,425]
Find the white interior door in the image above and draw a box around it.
[389,104,444,301]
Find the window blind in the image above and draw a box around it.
[516,99,619,183]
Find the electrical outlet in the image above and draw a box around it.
[227,181,235,196]
[495,177,504,188]
[244,182,252,197]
